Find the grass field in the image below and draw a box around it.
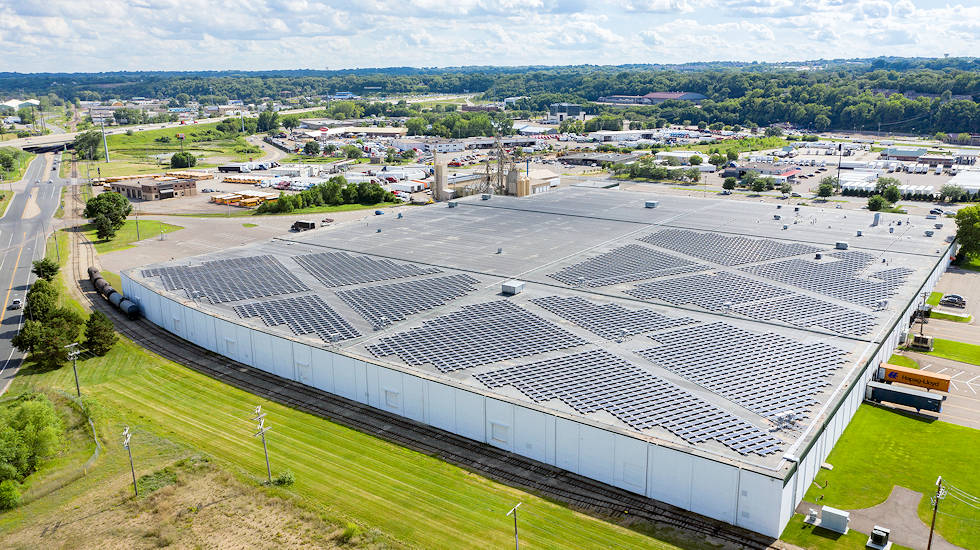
[780,514,914,550]
[915,338,980,366]
[926,291,942,306]
[100,270,122,292]
[0,190,12,218]
[242,222,258,228]
[959,254,980,272]
[279,154,346,164]
[273,201,401,216]
[0,148,36,183]
[5,323,688,549]
[81,219,183,254]
[930,311,972,323]
[887,354,919,369]
[803,405,980,549]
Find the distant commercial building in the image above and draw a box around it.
[549,103,585,123]
[879,147,928,162]
[109,177,197,201]
[598,92,707,105]
[721,163,802,181]
[460,105,501,112]
[561,152,643,166]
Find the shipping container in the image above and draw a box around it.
[865,381,945,413]
[876,363,951,392]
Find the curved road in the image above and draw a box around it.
[0,154,71,395]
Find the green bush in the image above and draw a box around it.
[337,522,361,544]
[273,469,295,486]
[0,479,21,510]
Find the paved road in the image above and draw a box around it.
[0,154,71,395]
[903,351,980,430]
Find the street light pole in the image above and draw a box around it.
[123,427,138,497]
[506,502,521,550]
[927,476,945,550]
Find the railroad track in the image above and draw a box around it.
[65,208,774,549]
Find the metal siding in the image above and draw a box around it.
[427,381,455,432]
[332,354,357,400]
[251,330,274,374]
[647,444,693,510]
[485,398,515,452]
[272,336,294,380]
[736,469,782,537]
[613,433,647,495]
[690,455,738,525]
[378,366,404,415]
[555,417,579,472]
[513,406,552,465]
[578,424,615,486]
[310,347,335,393]
[454,389,485,442]
[293,342,312,386]
[402,374,425,422]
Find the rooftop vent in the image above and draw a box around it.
[835,241,849,250]
[501,280,525,296]
[481,194,491,200]
[645,200,660,209]
[448,201,458,208]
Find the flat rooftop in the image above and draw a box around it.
[127,188,955,475]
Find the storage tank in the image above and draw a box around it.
[87,267,101,280]
[119,299,140,320]
[107,290,123,307]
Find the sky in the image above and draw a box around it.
[0,0,977,73]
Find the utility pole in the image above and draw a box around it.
[252,405,273,484]
[65,342,82,397]
[927,476,945,550]
[834,142,843,193]
[506,502,521,550]
[100,118,110,163]
[123,427,138,497]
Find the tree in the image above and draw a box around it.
[742,171,759,188]
[708,153,726,167]
[405,117,427,136]
[175,93,190,107]
[303,141,321,156]
[820,175,838,188]
[867,195,888,211]
[688,155,702,166]
[24,279,57,322]
[780,182,792,194]
[559,119,584,134]
[818,182,834,198]
[955,205,980,259]
[83,192,131,230]
[751,180,766,193]
[84,311,117,356]
[0,480,20,511]
[93,213,116,241]
[764,126,783,137]
[940,184,966,203]
[281,115,300,131]
[342,145,362,159]
[72,130,104,160]
[875,176,901,194]
[256,110,280,132]
[883,184,901,203]
[400,149,416,160]
[722,177,737,190]
[170,151,196,168]
[726,150,739,161]
[11,320,42,353]
[31,258,59,282]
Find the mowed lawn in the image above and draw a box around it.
[8,317,681,549]
[81,219,183,253]
[802,405,980,549]
[918,338,980,366]
[887,354,919,369]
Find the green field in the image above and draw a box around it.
[241,222,258,228]
[887,354,919,369]
[0,148,36,183]
[930,311,972,323]
[0,190,11,218]
[915,338,980,366]
[279,154,345,164]
[780,514,914,550]
[100,270,122,292]
[802,405,980,549]
[926,291,943,306]
[4,316,688,549]
[81,219,183,254]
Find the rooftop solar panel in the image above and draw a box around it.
[141,255,308,304]
[640,228,823,265]
[234,294,360,343]
[530,295,696,340]
[336,274,480,328]
[549,244,706,287]
[294,250,441,287]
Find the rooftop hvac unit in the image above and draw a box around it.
[857,230,863,237]
[774,214,781,220]
[934,223,943,229]
[867,525,891,549]
[835,241,849,250]
[819,506,849,535]
[815,253,822,260]
[481,193,491,200]
[889,227,894,233]
[501,280,525,296]
[448,201,458,208]
[645,200,659,208]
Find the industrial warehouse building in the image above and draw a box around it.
[121,188,954,538]
[109,176,198,201]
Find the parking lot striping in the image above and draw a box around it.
[951,381,959,391]
[937,367,948,374]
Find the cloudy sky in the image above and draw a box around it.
[1,0,976,73]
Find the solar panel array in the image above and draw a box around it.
[641,229,823,265]
[732,295,877,337]
[530,295,696,340]
[142,255,308,304]
[337,274,481,328]
[366,300,587,372]
[475,350,782,456]
[628,272,791,310]
[639,322,847,419]
[742,251,912,309]
[294,251,441,287]
[549,244,705,287]
[234,294,360,343]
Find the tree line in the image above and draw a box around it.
[255,176,395,214]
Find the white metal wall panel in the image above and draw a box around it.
[555,418,580,472]
[293,343,312,386]
[378,366,404,415]
[272,336,294,380]
[120,273,133,298]
[160,297,185,339]
[187,308,217,352]
[648,444,693,510]
[613,434,648,495]
[251,331,274,374]
[310,347,334,393]
[234,324,254,366]
[213,318,240,363]
[426,381,456,432]
[578,424,615,486]
[485,398,515,452]
[332,354,357,400]
[402,374,425,423]
[513,407,553,465]
[737,469,782,537]
[779,471,798,537]
[354,361,370,405]
[454,390,485,442]
[364,362,380,408]
[144,288,162,325]
[690,456,738,525]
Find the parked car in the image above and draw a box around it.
[939,295,966,308]
[930,208,944,215]
[8,299,22,310]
